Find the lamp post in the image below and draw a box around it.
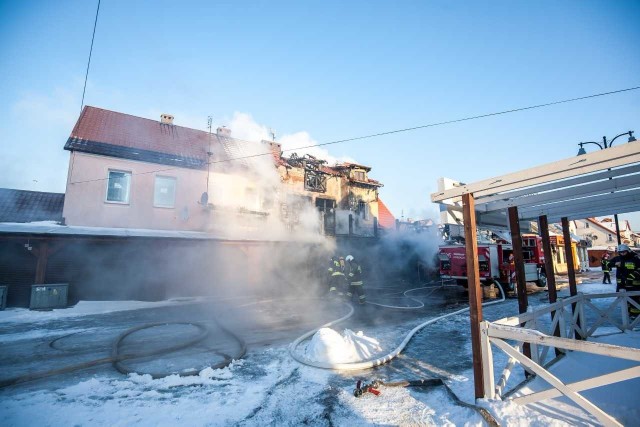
[577,130,637,245]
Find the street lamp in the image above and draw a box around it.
[576,130,636,245]
[577,130,636,155]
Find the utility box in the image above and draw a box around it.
[30,284,69,310]
[0,285,7,310]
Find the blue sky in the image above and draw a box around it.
[1,0,639,225]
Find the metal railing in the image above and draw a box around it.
[480,290,640,427]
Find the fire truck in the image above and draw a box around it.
[438,234,547,290]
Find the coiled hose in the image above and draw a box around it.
[0,320,245,388]
[289,281,506,370]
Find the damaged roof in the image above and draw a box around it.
[65,106,381,185]
[0,188,64,223]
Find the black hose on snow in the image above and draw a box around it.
[0,320,245,388]
[355,378,500,427]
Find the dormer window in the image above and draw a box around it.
[353,170,366,181]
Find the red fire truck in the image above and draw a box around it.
[438,234,547,289]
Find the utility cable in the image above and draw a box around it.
[80,0,101,114]
[68,85,640,186]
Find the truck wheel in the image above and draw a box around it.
[535,274,547,288]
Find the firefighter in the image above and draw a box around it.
[601,252,612,284]
[609,244,640,317]
[326,257,338,296]
[328,256,346,297]
[345,255,366,305]
[507,253,516,291]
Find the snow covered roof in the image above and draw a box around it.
[0,188,64,223]
[0,221,291,243]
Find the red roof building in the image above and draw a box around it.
[377,198,396,229]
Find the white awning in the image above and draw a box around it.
[431,140,640,224]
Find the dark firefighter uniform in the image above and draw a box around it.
[609,247,640,316]
[601,255,612,284]
[328,257,346,296]
[345,256,366,304]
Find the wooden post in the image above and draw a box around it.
[34,241,49,284]
[539,215,557,306]
[462,193,484,399]
[540,215,562,355]
[561,217,578,298]
[508,207,528,315]
[508,207,532,366]
[349,214,353,236]
[561,216,582,339]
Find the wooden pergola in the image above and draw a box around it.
[431,139,640,399]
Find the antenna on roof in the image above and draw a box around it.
[269,128,276,142]
[202,115,213,206]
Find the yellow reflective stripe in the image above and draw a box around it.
[350,281,363,286]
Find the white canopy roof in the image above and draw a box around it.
[431,140,640,224]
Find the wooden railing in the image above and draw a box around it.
[480,290,640,427]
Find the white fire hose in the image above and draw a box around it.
[289,281,506,371]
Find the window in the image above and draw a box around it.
[608,234,613,242]
[154,176,176,208]
[353,170,366,181]
[106,170,131,203]
[357,200,368,219]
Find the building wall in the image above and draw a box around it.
[549,235,580,274]
[64,152,382,234]
[64,152,220,231]
[277,165,380,226]
[573,219,619,247]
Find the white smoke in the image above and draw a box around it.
[228,112,356,166]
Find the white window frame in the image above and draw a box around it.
[105,169,132,204]
[153,175,177,208]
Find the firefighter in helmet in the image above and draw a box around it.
[601,251,612,284]
[345,255,366,304]
[609,244,640,316]
[328,256,346,297]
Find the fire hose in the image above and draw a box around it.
[352,378,500,427]
[289,280,506,370]
[0,320,246,388]
[288,281,506,424]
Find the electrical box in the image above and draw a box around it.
[30,284,69,310]
[0,285,7,310]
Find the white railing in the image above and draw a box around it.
[480,290,640,427]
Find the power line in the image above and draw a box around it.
[80,0,101,114]
[69,85,640,185]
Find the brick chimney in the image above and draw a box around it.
[160,113,174,125]
[217,126,231,137]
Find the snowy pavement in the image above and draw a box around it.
[1,274,638,426]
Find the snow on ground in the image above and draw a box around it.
[506,324,640,426]
[0,299,193,324]
[1,275,638,426]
